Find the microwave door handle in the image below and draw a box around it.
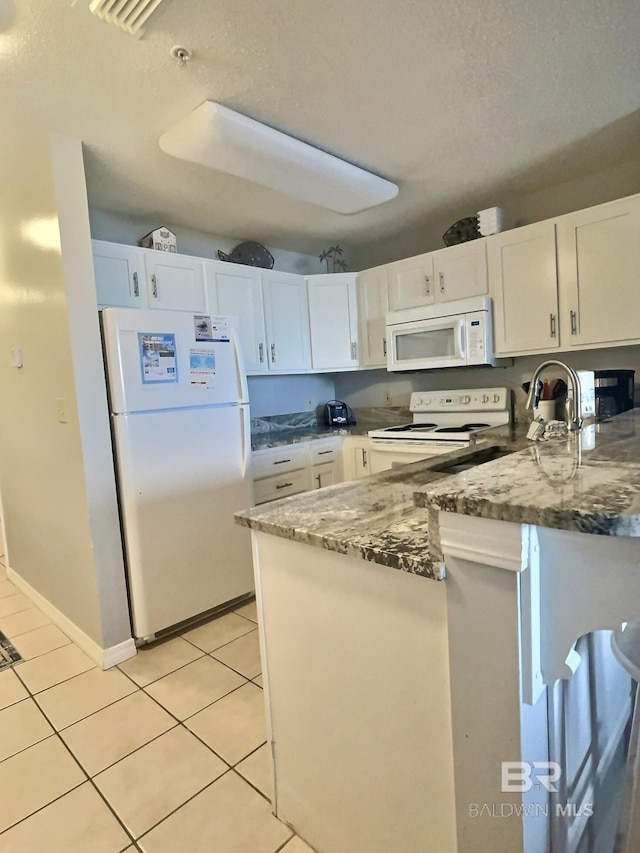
[457,321,466,359]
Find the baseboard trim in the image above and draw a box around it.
[6,567,136,669]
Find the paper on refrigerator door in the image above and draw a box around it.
[189,347,216,388]
[138,333,178,384]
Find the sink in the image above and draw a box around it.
[430,447,514,476]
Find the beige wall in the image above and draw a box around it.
[0,127,130,650]
[352,158,640,269]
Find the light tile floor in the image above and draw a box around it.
[0,557,314,852]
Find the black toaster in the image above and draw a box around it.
[324,400,356,427]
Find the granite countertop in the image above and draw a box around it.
[237,410,640,582]
[251,407,411,451]
[417,411,640,537]
[236,441,514,579]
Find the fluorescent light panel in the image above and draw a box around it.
[159,102,399,214]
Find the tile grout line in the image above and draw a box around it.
[1,606,272,847]
[116,668,276,807]
[117,666,238,769]
[0,660,141,848]
[274,833,297,852]
[179,623,257,656]
[133,769,233,844]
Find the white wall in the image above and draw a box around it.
[89,209,325,276]
[248,374,335,418]
[0,126,131,651]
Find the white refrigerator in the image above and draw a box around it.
[101,307,254,641]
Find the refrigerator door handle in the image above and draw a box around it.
[240,403,251,479]
[229,327,249,404]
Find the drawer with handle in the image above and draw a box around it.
[252,444,309,479]
[310,438,341,465]
[253,468,312,505]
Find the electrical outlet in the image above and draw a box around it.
[384,391,393,407]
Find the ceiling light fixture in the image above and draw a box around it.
[158,102,399,214]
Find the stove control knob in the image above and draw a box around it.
[424,397,431,405]
[414,397,423,406]
[462,395,471,404]
[493,393,501,403]
[482,394,490,403]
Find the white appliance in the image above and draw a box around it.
[367,387,510,473]
[386,295,495,372]
[101,307,254,641]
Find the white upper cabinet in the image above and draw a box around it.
[430,240,488,302]
[144,252,206,312]
[557,195,640,348]
[357,265,389,368]
[92,240,145,308]
[307,273,359,370]
[262,270,311,372]
[488,221,560,356]
[205,262,267,373]
[386,254,435,311]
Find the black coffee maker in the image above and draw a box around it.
[594,370,635,420]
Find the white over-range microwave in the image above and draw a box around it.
[386,295,496,371]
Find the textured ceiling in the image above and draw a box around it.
[2,0,639,256]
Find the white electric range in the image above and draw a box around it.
[367,387,511,473]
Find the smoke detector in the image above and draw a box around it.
[86,0,168,37]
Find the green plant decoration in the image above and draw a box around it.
[319,245,347,273]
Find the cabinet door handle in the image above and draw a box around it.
[258,343,264,363]
[549,313,556,338]
[351,342,358,360]
[570,310,578,336]
[316,474,321,487]
[383,337,387,357]
[439,272,445,294]
[273,458,291,465]
[362,449,368,468]
[271,343,276,363]
[424,275,431,295]
[151,274,158,299]
[317,450,332,456]
[276,482,293,490]
[132,272,139,298]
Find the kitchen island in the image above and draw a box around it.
[236,413,640,853]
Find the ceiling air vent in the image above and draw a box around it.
[88,0,166,37]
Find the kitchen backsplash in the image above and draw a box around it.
[333,346,640,423]
[251,406,412,436]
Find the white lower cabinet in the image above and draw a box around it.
[341,437,372,480]
[252,437,342,505]
[307,274,360,370]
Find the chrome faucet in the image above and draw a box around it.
[526,360,583,431]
